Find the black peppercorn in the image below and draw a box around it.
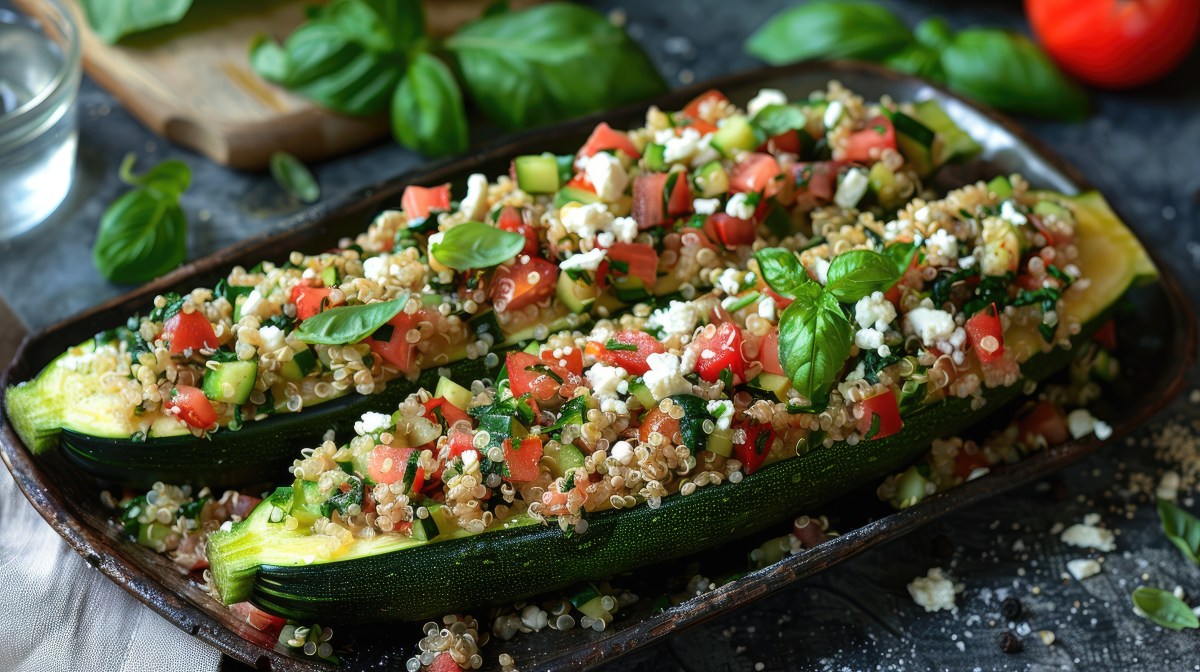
[1001,595,1023,621]
[999,630,1024,654]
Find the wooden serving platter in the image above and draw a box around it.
[0,62,1194,671]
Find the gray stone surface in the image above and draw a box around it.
[2,1,1198,670]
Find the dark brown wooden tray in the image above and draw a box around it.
[1,61,1194,672]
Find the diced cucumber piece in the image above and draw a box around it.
[706,425,734,457]
[554,186,602,209]
[201,360,258,405]
[544,442,586,478]
[710,115,757,157]
[1034,200,1071,220]
[321,266,339,288]
[522,341,542,355]
[911,99,981,166]
[569,583,602,610]
[628,379,656,409]
[411,503,456,542]
[576,595,611,622]
[644,143,667,171]
[434,376,472,410]
[611,276,651,303]
[557,269,598,314]
[749,372,791,402]
[513,154,561,194]
[868,162,900,209]
[888,109,936,177]
[987,175,1013,199]
[137,521,175,552]
[751,535,791,568]
[280,348,318,381]
[694,160,729,197]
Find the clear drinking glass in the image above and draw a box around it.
[0,0,81,241]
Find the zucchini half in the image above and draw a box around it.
[208,192,1156,623]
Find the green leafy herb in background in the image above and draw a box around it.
[1157,499,1200,565]
[392,52,470,157]
[92,154,190,284]
[269,152,321,204]
[80,0,194,43]
[294,295,408,345]
[1131,587,1200,631]
[746,2,1088,120]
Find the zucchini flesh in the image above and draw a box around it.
[208,193,1156,623]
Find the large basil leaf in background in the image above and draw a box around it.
[79,0,193,43]
[393,53,470,156]
[324,0,425,54]
[745,1,914,65]
[445,3,666,129]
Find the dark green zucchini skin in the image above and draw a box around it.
[60,356,502,488]
[245,322,1095,624]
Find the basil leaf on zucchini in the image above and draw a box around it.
[779,292,852,405]
[295,296,408,345]
[753,248,812,299]
[431,222,526,270]
[824,249,904,303]
[392,53,470,157]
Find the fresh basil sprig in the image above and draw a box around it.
[92,154,190,285]
[745,2,1088,120]
[755,247,902,405]
[431,222,526,271]
[269,152,321,204]
[1158,499,1200,565]
[294,295,408,345]
[79,0,193,43]
[1131,587,1199,631]
[392,52,470,157]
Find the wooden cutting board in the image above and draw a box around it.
[17,0,534,170]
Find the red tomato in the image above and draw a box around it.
[730,153,783,198]
[689,322,746,384]
[428,652,465,672]
[792,516,830,549]
[792,161,844,202]
[682,89,729,121]
[667,173,692,216]
[423,397,472,430]
[733,419,775,475]
[759,129,805,155]
[226,494,262,521]
[165,385,217,430]
[683,118,719,135]
[564,173,597,194]
[367,311,422,372]
[759,327,784,376]
[506,351,581,403]
[640,407,681,445]
[632,173,669,229]
[579,122,641,159]
[600,242,659,288]
[229,602,287,639]
[161,310,217,354]
[763,287,794,311]
[503,436,544,482]
[857,389,902,440]
[965,305,1005,365]
[488,256,558,313]
[708,212,756,247]
[496,206,539,257]
[1092,319,1117,351]
[1018,400,1070,446]
[952,444,990,481]
[541,346,583,376]
[289,285,341,321]
[401,184,451,222]
[585,329,665,376]
[1026,0,1200,88]
[368,445,425,490]
[842,116,896,163]
[447,426,477,461]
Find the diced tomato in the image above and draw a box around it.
[541,346,583,376]
[708,212,756,247]
[503,436,544,482]
[401,184,450,222]
[734,419,775,475]
[965,304,1005,365]
[759,327,784,376]
[506,351,581,403]
[496,206,539,257]
[226,493,262,521]
[366,311,421,372]
[161,310,217,354]
[579,122,641,159]
[165,385,217,430]
[489,256,558,313]
[289,285,341,321]
[856,389,902,440]
[640,407,681,445]
[368,445,425,490]
[585,329,665,376]
[428,652,464,672]
[667,173,692,216]
[632,173,669,229]
[1093,319,1117,351]
[1017,273,1044,291]
[760,129,805,156]
[447,426,476,461]
[600,242,659,288]
[842,116,896,163]
[682,118,719,135]
[565,173,597,194]
[689,322,746,384]
[793,161,843,202]
[792,515,829,549]
[1018,400,1070,446]
[730,153,783,198]
[952,443,990,481]
[682,89,729,121]
[230,602,287,640]
[1028,213,1058,246]
[423,397,472,430]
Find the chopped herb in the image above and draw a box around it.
[1047,264,1074,285]
[321,475,364,518]
[604,339,638,351]
[863,411,882,440]
[129,431,147,443]
[930,267,978,307]
[180,497,209,520]
[148,292,186,322]
[861,348,902,384]
[525,364,563,384]
[719,367,734,391]
[963,272,1015,316]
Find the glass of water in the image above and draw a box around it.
[0,0,80,241]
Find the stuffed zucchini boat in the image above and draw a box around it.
[207,179,1155,622]
[5,84,974,486]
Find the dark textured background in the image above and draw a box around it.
[2,1,1198,670]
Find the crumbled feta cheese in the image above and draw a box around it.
[240,289,268,319]
[586,363,628,400]
[596,232,615,248]
[643,353,693,401]
[1000,200,1028,227]
[611,216,638,243]
[679,344,699,375]
[648,300,701,337]
[458,173,489,221]
[1066,559,1102,581]
[664,127,703,163]
[834,167,869,209]
[905,307,956,347]
[855,327,886,352]
[924,228,960,264]
[1157,470,1181,501]
[584,152,629,201]
[363,256,389,282]
[356,411,392,435]
[611,440,634,465]
[461,449,478,466]
[725,192,756,220]
[758,297,776,322]
[560,247,606,272]
[258,325,285,352]
[693,197,721,215]
[1067,408,1114,441]
[810,257,831,286]
[562,203,613,243]
[907,567,962,613]
[854,291,896,331]
[717,268,744,296]
[690,133,722,168]
[1061,521,1116,552]
[823,100,844,129]
[220,520,233,532]
[747,88,787,118]
[707,399,735,430]
[959,254,977,269]
[913,206,932,224]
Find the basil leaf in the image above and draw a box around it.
[754,248,815,300]
[79,0,193,43]
[778,292,852,405]
[1158,499,1200,565]
[1131,587,1199,631]
[327,0,423,54]
[751,104,808,139]
[745,2,913,65]
[431,222,526,270]
[295,296,408,345]
[92,190,188,284]
[446,3,666,130]
[940,29,1088,121]
[825,249,904,303]
[392,53,469,157]
[269,152,321,204]
[885,241,920,273]
[118,153,191,200]
[883,43,945,82]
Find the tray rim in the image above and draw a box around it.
[1,59,1195,672]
